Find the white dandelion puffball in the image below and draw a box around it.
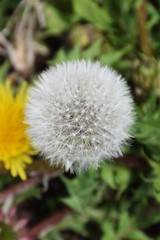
[25,60,134,172]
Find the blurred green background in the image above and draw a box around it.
[0,0,160,239]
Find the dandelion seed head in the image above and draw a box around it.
[25,59,134,172]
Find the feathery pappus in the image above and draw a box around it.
[25,60,134,172]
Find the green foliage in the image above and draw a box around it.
[73,0,112,31]
[49,39,103,64]
[47,0,140,73]
[41,164,160,239]
[135,97,160,202]
[135,97,160,149]
[101,165,132,192]
[0,173,18,190]
[61,170,104,217]
[15,186,42,203]
[45,4,71,36]
[0,0,20,30]
[0,61,10,83]
[0,222,17,240]
[1,0,160,239]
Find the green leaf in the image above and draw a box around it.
[82,39,102,59]
[127,230,152,240]
[15,187,41,203]
[0,222,17,240]
[54,214,88,236]
[68,44,81,59]
[101,166,116,189]
[115,167,131,192]
[148,3,160,29]
[45,4,69,35]
[118,211,131,234]
[41,230,63,240]
[62,196,83,213]
[61,171,98,197]
[0,61,10,82]
[50,39,103,65]
[100,46,131,65]
[102,221,115,240]
[48,48,67,65]
[139,207,160,228]
[101,165,131,192]
[73,0,112,31]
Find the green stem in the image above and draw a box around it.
[137,0,153,56]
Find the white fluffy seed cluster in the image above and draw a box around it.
[25,60,134,172]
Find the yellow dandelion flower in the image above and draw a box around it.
[0,81,33,180]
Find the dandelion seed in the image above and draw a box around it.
[25,59,134,172]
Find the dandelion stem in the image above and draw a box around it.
[137,0,153,56]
